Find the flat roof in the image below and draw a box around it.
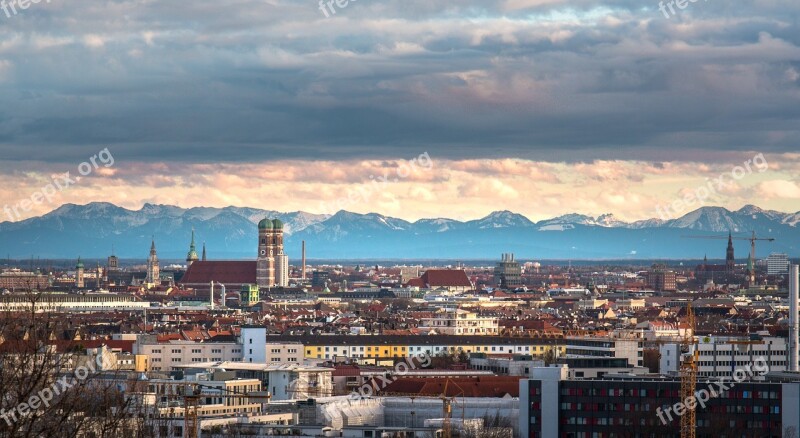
[173,361,331,372]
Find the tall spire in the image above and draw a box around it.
[186,228,199,266]
[726,231,735,273]
[202,242,206,261]
[147,237,159,286]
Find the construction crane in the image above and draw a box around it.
[682,231,775,281]
[181,382,273,438]
[381,378,465,438]
[679,303,698,438]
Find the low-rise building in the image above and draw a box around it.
[0,293,150,312]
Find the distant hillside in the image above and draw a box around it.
[0,203,797,260]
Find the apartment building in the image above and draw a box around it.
[420,308,499,335]
[269,334,565,364]
[137,340,243,372]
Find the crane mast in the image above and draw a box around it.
[680,303,698,438]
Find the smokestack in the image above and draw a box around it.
[210,281,215,311]
[790,264,799,372]
[302,240,306,280]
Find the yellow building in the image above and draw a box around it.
[285,335,564,363]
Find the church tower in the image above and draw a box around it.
[186,228,199,267]
[147,238,160,286]
[726,232,735,273]
[107,245,119,272]
[256,218,288,288]
[76,257,84,289]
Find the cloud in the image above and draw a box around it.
[0,0,795,164]
[0,0,798,219]
[1,155,798,222]
[757,179,800,199]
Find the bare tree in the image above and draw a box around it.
[0,293,157,438]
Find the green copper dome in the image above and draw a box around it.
[272,219,283,229]
[76,257,84,269]
[258,218,274,229]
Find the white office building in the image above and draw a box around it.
[660,335,788,378]
[767,253,790,275]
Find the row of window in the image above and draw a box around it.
[559,387,780,399]
[149,348,239,355]
[699,350,786,356]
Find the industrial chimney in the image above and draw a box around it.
[302,240,306,280]
[790,264,799,372]
[210,280,215,311]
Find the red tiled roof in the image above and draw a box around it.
[180,261,257,285]
[332,364,362,377]
[406,278,425,288]
[419,269,472,288]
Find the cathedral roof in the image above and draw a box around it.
[258,218,273,229]
[180,261,257,285]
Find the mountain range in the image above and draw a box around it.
[0,203,798,260]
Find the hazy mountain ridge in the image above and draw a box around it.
[0,203,797,259]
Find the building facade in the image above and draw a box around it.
[767,253,790,275]
[0,293,150,312]
[137,341,243,372]
[495,253,522,289]
[520,368,795,438]
[0,269,50,291]
[659,335,789,378]
[566,336,644,367]
[267,334,565,364]
[420,308,500,335]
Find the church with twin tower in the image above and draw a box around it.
[179,218,289,294]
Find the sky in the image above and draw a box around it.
[0,0,798,222]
